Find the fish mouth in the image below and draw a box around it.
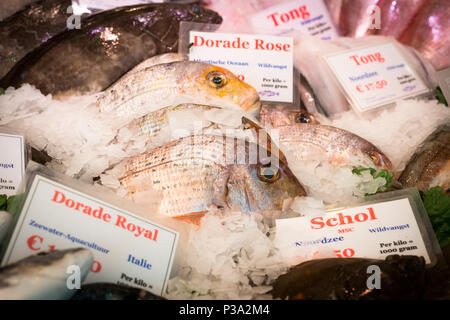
[241,97,261,114]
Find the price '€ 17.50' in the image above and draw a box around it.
[356,79,388,93]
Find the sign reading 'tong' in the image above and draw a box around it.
[1,175,178,296]
[251,0,338,40]
[324,42,429,113]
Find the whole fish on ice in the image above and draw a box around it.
[0,61,260,181]
[266,123,392,171]
[260,106,393,202]
[97,61,261,128]
[0,248,93,300]
[112,134,305,224]
[0,3,222,97]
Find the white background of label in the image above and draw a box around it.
[250,0,338,40]
[275,198,431,265]
[325,42,429,112]
[189,31,293,103]
[1,175,178,296]
[0,133,25,196]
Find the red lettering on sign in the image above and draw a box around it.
[311,208,377,230]
[266,5,311,27]
[27,235,43,251]
[350,52,385,66]
[90,260,102,273]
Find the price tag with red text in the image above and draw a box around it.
[1,175,178,296]
[324,42,429,113]
[275,197,434,265]
[250,0,338,40]
[0,133,25,196]
[189,31,294,103]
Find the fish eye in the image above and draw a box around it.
[206,71,227,88]
[370,154,379,165]
[295,113,310,124]
[257,165,280,183]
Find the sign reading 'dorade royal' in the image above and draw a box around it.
[0,133,25,196]
[189,31,294,103]
[1,175,178,296]
[275,198,433,264]
[325,42,429,113]
[250,0,338,40]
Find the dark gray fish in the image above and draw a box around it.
[0,3,222,97]
[71,283,165,300]
[0,0,76,80]
[0,248,93,300]
[271,255,427,300]
[399,124,450,194]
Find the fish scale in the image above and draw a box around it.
[122,135,228,176]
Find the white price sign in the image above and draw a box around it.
[189,31,294,103]
[275,198,433,265]
[250,0,338,40]
[325,42,429,113]
[0,133,25,196]
[1,175,178,296]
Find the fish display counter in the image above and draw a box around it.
[0,0,449,303]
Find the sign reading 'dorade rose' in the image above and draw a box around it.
[189,31,294,103]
